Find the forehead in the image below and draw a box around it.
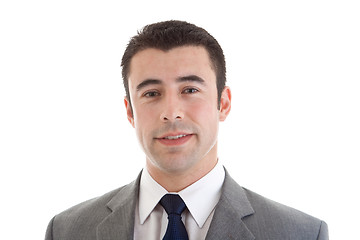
[128,46,215,86]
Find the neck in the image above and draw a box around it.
[146,157,218,192]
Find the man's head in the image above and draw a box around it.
[121,21,231,190]
[121,20,226,111]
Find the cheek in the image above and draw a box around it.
[189,99,219,123]
[133,102,154,124]
[133,105,157,138]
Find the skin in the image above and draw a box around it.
[124,46,231,192]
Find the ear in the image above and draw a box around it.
[124,97,135,128]
[219,86,231,122]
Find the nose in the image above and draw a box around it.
[160,94,184,122]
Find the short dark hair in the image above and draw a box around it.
[121,20,226,110]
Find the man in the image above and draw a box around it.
[45,20,328,240]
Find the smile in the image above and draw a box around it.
[156,133,193,146]
[163,134,188,140]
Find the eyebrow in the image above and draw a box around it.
[136,75,205,92]
[176,75,205,84]
[136,79,162,91]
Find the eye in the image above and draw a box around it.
[143,91,160,97]
[182,88,199,94]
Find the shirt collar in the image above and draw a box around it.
[138,161,225,228]
[138,167,168,224]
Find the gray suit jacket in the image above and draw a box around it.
[45,169,328,240]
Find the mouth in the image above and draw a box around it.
[162,134,188,140]
[155,133,193,146]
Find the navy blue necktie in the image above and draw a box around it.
[160,194,189,240]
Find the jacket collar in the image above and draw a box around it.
[205,168,255,240]
[96,168,255,240]
[96,171,141,240]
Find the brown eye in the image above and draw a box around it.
[144,91,160,97]
[183,88,199,94]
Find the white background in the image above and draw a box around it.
[1,0,359,239]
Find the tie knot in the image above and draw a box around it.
[160,194,186,215]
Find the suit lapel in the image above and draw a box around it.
[95,169,254,240]
[96,172,142,240]
[206,169,255,240]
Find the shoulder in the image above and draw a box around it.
[244,188,316,220]
[46,175,140,240]
[54,186,122,223]
[242,187,328,239]
[46,187,122,240]
[221,170,328,239]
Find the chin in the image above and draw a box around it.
[157,157,197,174]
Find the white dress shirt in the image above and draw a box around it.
[134,162,225,240]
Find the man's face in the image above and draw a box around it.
[125,46,231,176]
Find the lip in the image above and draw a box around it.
[155,133,193,146]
